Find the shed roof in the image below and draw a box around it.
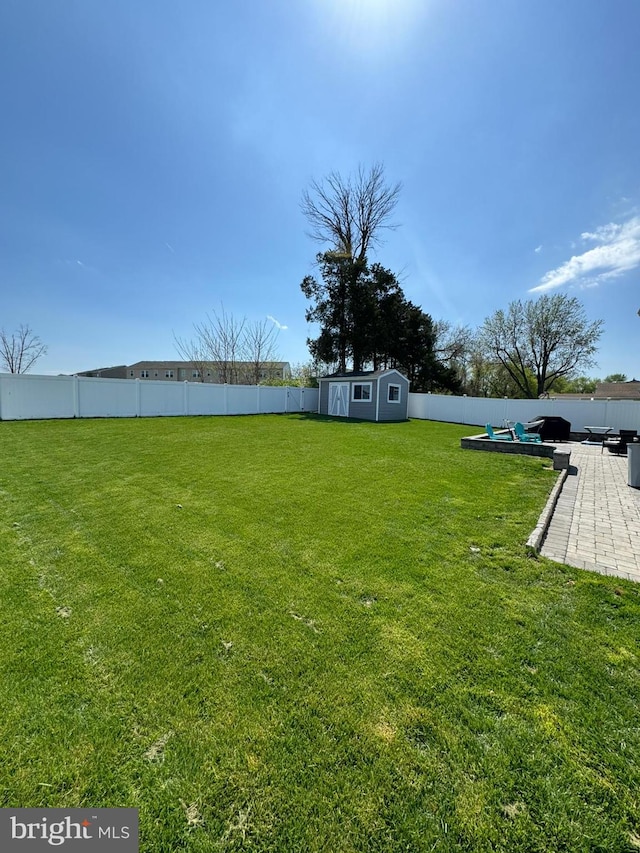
[318,368,407,381]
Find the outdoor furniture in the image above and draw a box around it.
[604,429,638,455]
[629,443,640,488]
[504,419,543,432]
[514,422,542,443]
[533,415,571,442]
[583,425,613,451]
[485,423,513,442]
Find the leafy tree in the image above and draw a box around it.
[603,373,627,383]
[549,375,599,394]
[461,345,532,398]
[262,362,318,388]
[432,320,473,391]
[301,164,402,373]
[393,302,461,393]
[301,256,459,392]
[479,294,603,399]
[0,324,47,373]
[301,253,364,373]
[300,164,460,391]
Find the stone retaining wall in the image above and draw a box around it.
[460,433,556,458]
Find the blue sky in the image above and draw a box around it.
[1,0,639,379]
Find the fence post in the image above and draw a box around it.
[256,384,261,414]
[224,384,228,415]
[183,381,188,416]
[135,379,141,417]
[73,375,80,418]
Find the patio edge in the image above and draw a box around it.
[526,467,569,555]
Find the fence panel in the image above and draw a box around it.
[259,386,287,413]
[0,374,320,421]
[0,374,75,420]
[138,381,185,416]
[6,374,638,431]
[408,392,640,432]
[185,382,227,416]
[78,377,138,417]
[223,385,259,415]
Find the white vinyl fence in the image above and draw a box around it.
[408,392,640,434]
[0,373,319,421]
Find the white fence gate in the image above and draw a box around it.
[0,373,319,421]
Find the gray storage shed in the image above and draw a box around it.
[317,369,410,422]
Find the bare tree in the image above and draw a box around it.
[195,307,246,383]
[175,308,281,385]
[301,163,401,262]
[0,324,47,373]
[241,318,280,384]
[173,334,210,382]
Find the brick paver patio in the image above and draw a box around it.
[540,441,640,582]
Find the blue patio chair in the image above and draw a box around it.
[514,422,542,443]
[485,423,513,441]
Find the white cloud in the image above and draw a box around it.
[530,216,640,293]
[534,245,543,254]
[267,314,288,330]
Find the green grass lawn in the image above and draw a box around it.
[1,414,639,852]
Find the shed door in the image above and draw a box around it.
[329,383,349,417]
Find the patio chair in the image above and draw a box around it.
[513,422,542,443]
[604,429,638,455]
[485,423,513,441]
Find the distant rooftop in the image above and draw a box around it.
[555,380,640,400]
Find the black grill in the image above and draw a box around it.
[533,415,571,442]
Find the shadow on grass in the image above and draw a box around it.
[285,412,410,426]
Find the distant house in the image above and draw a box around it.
[555,380,640,401]
[317,369,409,421]
[76,365,128,379]
[594,380,640,400]
[76,360,291,384]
